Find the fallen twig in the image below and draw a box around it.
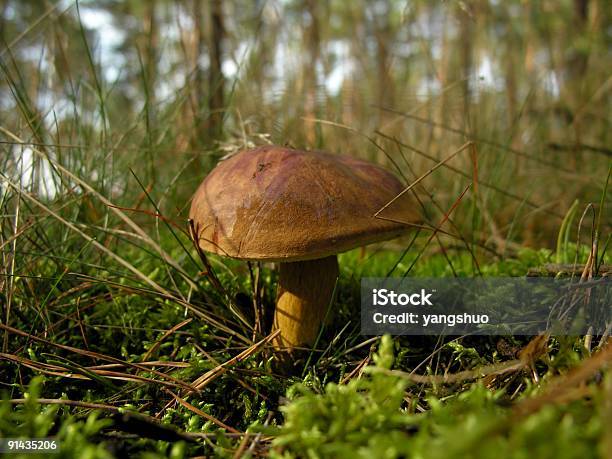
[191,329,280,390]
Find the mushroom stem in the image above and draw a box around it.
[273,255,339,349]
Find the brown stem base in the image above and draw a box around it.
[273,256,339,350]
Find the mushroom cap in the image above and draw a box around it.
[189,145,420,262]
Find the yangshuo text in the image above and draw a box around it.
[372,288,434,306]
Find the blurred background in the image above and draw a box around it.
[1,0,610,251]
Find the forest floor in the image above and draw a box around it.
[1,238,610,458]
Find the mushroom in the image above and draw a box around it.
[189,145,419,350]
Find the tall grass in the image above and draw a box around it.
[0,1,610,457]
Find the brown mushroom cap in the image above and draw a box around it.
[189,145,419,262]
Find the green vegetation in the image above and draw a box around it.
[0,244,608,457]
[263,336,609,459]
[0,1,610,458]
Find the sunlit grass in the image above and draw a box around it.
[0,1,610,457]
